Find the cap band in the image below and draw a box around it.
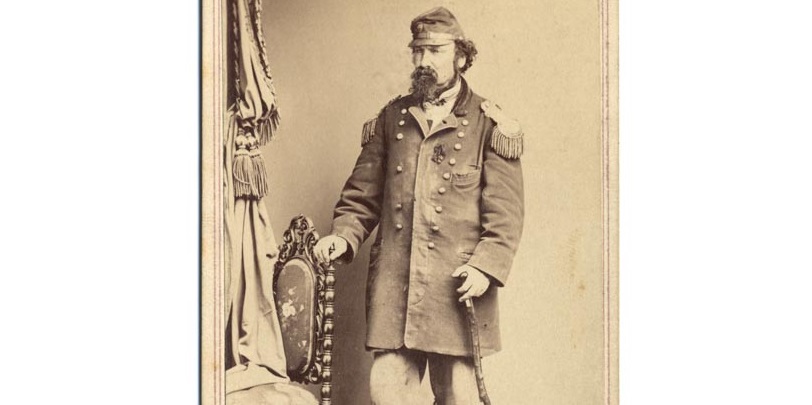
[413,31,459,41]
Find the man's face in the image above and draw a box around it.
[409,43,461,103]
[411,43,457,87]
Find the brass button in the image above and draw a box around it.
[461,119,469,126]
[443,173,451,180]
[457,131,465,138]
[396,165,403,173]
[454,143,462,151]
[431,225,440,232]
[428,242,436,249]
[396,133,404,140]
[398,120,405,126]
[401,108,407,114]
[396,203,403,210]
[449,158,456,166]
[435,206,443,213]
[396,223,403,230]
[438,187,447,194]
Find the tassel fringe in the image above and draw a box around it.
[250,150,268,197]
[233,148,268,199]
[361,117,377,147]
[255,109,281,146]
[490,126,524,159]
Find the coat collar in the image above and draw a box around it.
[406,77,472,138]
[451,77,473,117]
[408,107,460,138]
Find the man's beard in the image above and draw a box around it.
[410,67,459,104]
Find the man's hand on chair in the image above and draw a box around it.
[314,235,348,265]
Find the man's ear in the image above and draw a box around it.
[457,57,466,69]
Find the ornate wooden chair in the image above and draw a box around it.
[273,215,336,405]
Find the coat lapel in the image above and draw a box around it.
[408,106,431,138]
[407,78,473,138]
[427,114,459,137]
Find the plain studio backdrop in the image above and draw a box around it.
[256,0,606,403]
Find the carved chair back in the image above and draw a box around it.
[273,215,336,404]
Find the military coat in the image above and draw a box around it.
[331,79,524,357]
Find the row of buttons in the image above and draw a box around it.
[397,122,469,130]
[394,224,440,233]
[393,222,440,233]
[395,135,463,168]
[394,162,454,172]
[392,202,443,214]
[397,112,470,127]
[394,108,465,246]
[395,133,466,141]
[395,153,460,173]
[398,106,470,125]
[392,201,444,233]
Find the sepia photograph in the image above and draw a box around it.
[8,2,812,405]
[202,0,618,403]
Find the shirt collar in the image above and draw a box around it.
[422,78,462,109]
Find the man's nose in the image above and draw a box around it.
[417,54,432,67]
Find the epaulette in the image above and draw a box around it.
[362,95,403,147]
[481,100,523,159]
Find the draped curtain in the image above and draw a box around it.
[223,0,287,394]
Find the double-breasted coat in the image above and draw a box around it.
[331,79,524,357]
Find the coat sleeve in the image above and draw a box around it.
[466,126,525,287]
[329,111,387,262]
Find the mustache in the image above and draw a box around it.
[411,67,438,81]
[410,66,443,102]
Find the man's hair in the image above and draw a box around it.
[455,39,478,74]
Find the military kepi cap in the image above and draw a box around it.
[409,7,465,47]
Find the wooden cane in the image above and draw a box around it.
[460,272,492,405]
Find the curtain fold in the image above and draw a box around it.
[223,0,288,395]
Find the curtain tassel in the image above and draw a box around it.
[233,131,269,199]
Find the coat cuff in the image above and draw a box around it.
[330,220,362,263]
[466,243,515,287]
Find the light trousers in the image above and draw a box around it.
[369,348,479,405]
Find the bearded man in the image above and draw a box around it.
[314,7,525,404]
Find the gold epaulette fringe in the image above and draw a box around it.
[490,125,524,159]
[361,116,378,147]
[361,96,402,147]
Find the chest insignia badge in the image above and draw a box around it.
[431,144,446,164]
